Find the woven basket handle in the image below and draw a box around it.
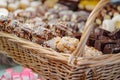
[69,0,109,64]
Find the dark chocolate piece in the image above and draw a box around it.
[103,43,120,54]
[108,29,120,39]
[58,0,80,11]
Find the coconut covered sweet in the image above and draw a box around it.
[44,36,102,56]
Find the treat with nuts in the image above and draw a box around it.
[44,36,102,56]
[50,20,77,37]
[84,4,120,54]
[44,3,90,33]
[95,4,120,27]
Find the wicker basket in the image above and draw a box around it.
[0,0,120,80]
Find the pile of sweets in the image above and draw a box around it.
[62,3,120,54]
[44,36,102,56]
[0,7,102,56]
[87,4,120,54]
[0,68,42,80]
[0,0,91,67]
[44,3,89,33]
[0,0,119,56]
[0,0,45,12]
[88,15,120,54]
[0,5,89,44]
[0,0,48,66]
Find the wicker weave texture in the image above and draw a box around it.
[0,32,120,80]
[0,0,120,79]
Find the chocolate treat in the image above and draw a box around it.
[108,29,120,39]
[103,43,120,54]
[71,11,89,23]
[88,27,120,54]
[32,22,55,43]
[94,27,111,37]
[58,0,80,11]
[52,21,77,37]
[20,23,33,40]
[59,10,73,21]
[44,36,102,56]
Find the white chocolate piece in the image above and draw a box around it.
[62,15,70,21]
[25,7,36,12]
[21,23,34,31]
[71,13,78,22]
[113,12,119,17]
[48,14,58,20]
[0,8,9,20]
[54,4,68,10]
[8,3,18,11]
[101,19,114,32]
[0,1,7,8]
[112,15,120,21]
[19,0,29,9]
[59,10,73,17]
[30,1,41,8]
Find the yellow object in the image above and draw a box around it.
[44,0,58,8]
[112,15,120,31]
[114,21,120,30]
[78,0,99,10]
